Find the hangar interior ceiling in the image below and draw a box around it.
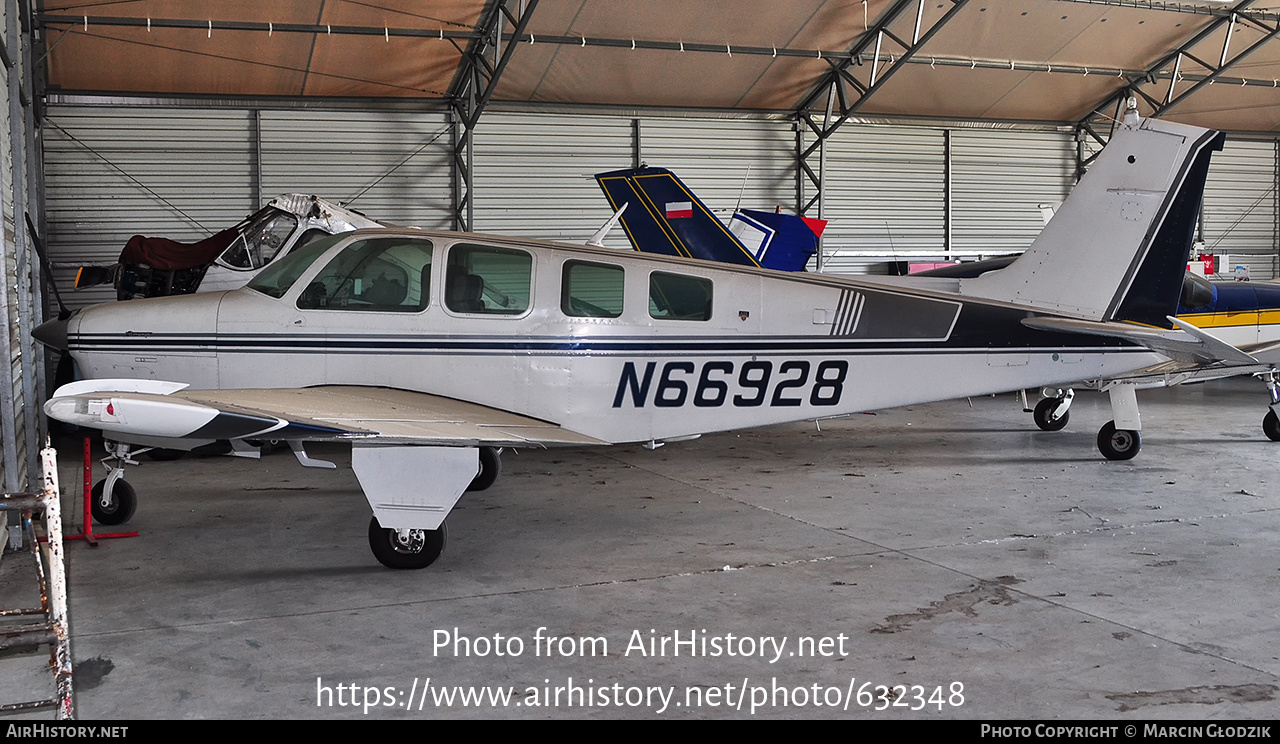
[35,0,1280,130]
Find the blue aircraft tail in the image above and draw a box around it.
[595,167,825,272]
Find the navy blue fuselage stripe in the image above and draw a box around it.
[68,337,1145,357]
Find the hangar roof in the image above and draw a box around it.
[36,0,1280,132]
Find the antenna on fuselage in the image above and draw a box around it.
[733,164,752,214]
[587,202,629,248]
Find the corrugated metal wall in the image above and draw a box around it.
[1201,139,1278,280]
[950,128,1075,256]
[40,106,1280,301]
[639,117,794,217]
[44,107,459,308]
[0,0,40,494]
[472,112,633,247]
[818,125,947,273]
[260,110,453,228]
[43,109,256,307]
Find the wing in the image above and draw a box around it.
[44,381,606,448]
[45,381,607,534]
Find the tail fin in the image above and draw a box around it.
[596,167,760,267]
[728,209,826,272]
[965,111,1224,329]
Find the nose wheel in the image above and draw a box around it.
[90,478,137,525]
[91,441,142,525]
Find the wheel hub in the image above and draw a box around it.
[393,528,426,554]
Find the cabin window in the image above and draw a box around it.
[562,261,624,318]
[296,236,434,312]
[445,244,532,315]
[649,272,713,321]
[219,209,298,270]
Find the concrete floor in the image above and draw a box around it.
[3,378,1280,719]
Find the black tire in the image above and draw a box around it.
[367,516,446,569]
[1264,410,1280,442]
[1097,421,1141,461]
[1033,398,1070,432]
[467,447,501,492]
[90,479,138,526]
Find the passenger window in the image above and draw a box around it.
[296,236,433,312]
[562,261,624,318]
[649,272,712,321]
[445,244,532,315]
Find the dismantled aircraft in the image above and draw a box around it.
[73,194,383,300]
[37,112,1264,570]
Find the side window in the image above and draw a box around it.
[445,244,532,315]
[649,272,713,321]
[562,261,624,318]
[296,236,433,312]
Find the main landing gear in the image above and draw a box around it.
[1096,382,1142,461]
[1096,421,1141,461]
[1261,371,1280,443]
[1030,385,1142,460]
[365,446,503,569]
[367,517,448,570]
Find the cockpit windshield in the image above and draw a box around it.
[218,208,299,270]
[1179,272,1215,311]
[245,233,350,298]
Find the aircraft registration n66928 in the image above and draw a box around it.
[36,111,1258,570]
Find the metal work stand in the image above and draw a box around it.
[64,437,137,545]
[0,443,74,718]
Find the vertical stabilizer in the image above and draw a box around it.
[964,111,1224,328]
[596,167,760,267]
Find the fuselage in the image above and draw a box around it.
[1177,275,1280,351]
[62,228,1162,444]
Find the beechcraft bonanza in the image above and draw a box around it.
[596,108,1280,452]
[36,112,1267,570]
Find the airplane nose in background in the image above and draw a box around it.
[32,317,69,351]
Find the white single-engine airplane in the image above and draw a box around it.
[36,113,1255,570]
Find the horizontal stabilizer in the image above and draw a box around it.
[1022,316,1258,366]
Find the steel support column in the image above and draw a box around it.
[447,0,538,231]
[8,0,36,486]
